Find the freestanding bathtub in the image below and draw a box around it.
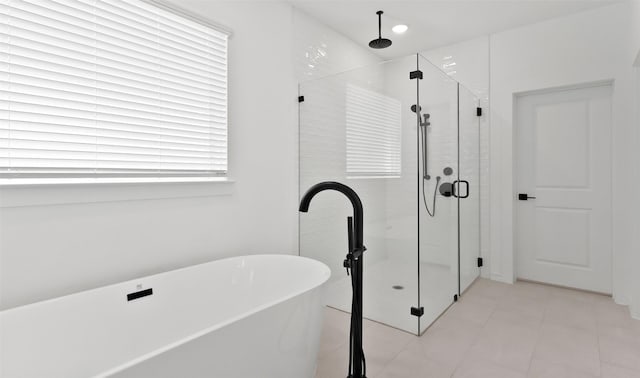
[0,254,331,378]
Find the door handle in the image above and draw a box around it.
[453,180,470,199]
[518,193,536,201]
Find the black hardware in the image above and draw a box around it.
[452,180,470,199]
[518,193,536,201]
[127,288,153,301]
[299,182,366,378]
[453,294,458,302]
[410,70,423,80]
[298,95,304,103]
[439,182,454,197]
[344,217,354,275]
[476,107,482,117]
[477,257,483,267]
[368,10,392,49]
[410,306,424,317]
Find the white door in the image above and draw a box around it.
[515,83,612,293]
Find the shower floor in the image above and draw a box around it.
[325,257,458,334]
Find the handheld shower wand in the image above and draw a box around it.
[411,104,439,217]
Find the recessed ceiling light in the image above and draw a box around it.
[392,24,408,34]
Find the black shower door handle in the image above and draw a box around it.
[452,180,469,199]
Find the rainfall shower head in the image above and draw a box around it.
[369,11,392,49]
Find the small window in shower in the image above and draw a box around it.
[345,84,401,178]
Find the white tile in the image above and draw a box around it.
[533,323,600,376]
[317,307,351,358]
[543,296,597,332]
[453,354,527,378]
[595,300,635,329]
[464,278,511,301]
[315,343,349,378]
[494,295,546,327]
[465,316,540,372]
[511,281,551,301]
[361,320,415,376]
[601,363,640,378]
[376,341,455,378]
[316,280,640,378]
[416,315,483,367]
[547,286,604,305]
[599,330,640,371]
[444,294,497,326]
[527,358,599,378]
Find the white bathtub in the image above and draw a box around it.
[0,255,331,378]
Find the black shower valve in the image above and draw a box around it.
[343,254,352,275]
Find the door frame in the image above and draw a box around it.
[512,80,614,290]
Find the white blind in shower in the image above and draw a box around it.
[346,84,401,177]
[0,0,229,180]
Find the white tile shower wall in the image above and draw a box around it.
[298,65,389,286]
[292,9,381,82]
[488,2,638,310]
[294,8,388,287]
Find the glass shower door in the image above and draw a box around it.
[458,85,482,293]
[416,56,460,334]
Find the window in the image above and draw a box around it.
[0,0,229,182]
[346,84,401,177]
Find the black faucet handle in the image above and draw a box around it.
[352,245,366,259]
[343,255,352,276]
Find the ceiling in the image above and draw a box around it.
[289,0,621,59]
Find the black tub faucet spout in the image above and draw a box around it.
[299,181,367,378]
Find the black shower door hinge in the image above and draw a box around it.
[410,306,424,317]
[477,257,484,267]
[409,70,423,80]
[476,107,482,117]
[298,95,305,103]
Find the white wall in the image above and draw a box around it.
[634,62,640,318]
[488,2,638,309]
[0,2,374,310]
[630,0,640,319]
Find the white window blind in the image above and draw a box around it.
[0,0,228,180]
[346,84,401,177]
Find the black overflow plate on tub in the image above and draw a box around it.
[127,288,153,301]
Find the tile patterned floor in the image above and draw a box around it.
[315,279,640,378]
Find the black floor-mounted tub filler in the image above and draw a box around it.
[299,181,367,378]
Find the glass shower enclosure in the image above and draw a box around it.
[299,54,481,335]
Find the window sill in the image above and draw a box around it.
[0,177,232,187]
[0,177,235,208]
[346,175,402,180]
